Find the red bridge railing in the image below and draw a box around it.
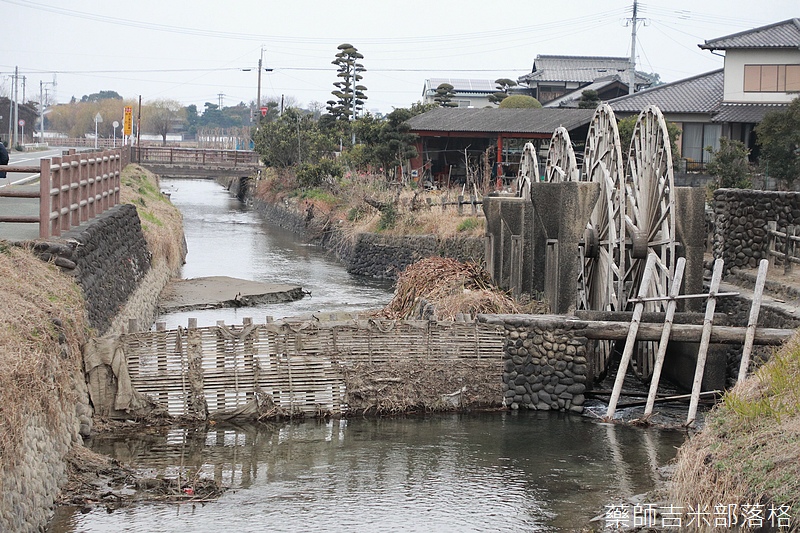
[0,147,127,239]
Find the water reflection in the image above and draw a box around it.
[156,178,394,329]
[49,413,685,532]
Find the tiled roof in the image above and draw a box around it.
[543,75,627,108]
[425,79,497,94]
[609,70,724,114]
[713,103,790,123]
[700,18,800,50]
[518,55,651,85]
[405,108,595,134]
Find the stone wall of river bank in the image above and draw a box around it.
[0,166,186,531]
[226,177,485,281]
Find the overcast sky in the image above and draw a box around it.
[1,0,797,114]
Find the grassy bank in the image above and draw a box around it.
[672,335,800,527]
[120,164,184,271]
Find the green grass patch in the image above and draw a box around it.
[456,217,482,232]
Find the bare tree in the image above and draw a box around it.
[144,99,185,145]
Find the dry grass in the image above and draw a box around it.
[254,169,486,239]
[0,244,89,478]
[672,334,800,527]
[120,165,184,270]
[378,256,543,320]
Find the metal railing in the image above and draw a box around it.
[0,147,128,239]
[132,146,259,167]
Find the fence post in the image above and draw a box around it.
[786,225,795,275]
[457,195,464,216]
[767,221,777,271]
[38,158,51,239]
[216,320,226,411]
[470,194,477,216]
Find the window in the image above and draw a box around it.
[743,64,800,92]
[682,123,721,167]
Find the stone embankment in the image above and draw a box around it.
[481,315,589,413]
[0,165,185,532]
[227,177,485,281]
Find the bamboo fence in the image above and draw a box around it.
[122,318,506,418]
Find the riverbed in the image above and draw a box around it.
[47,178,687,532]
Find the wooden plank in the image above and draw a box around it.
[607,253,657,419]
[738,259,770,384]
[644,257,686,416]
[687,258,724,426]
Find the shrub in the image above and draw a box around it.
[498,95,542,109]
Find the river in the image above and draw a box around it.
[47,178,687,532]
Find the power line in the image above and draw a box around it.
[3,0,627,46]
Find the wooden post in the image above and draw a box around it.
[38,158,51,239]
[128,318,139,333]
[243,317,254,402]
[216,320,226,411]
[606,253,657,419]
[644,257,686,416]
[457,195,464,215]
[767,221,778,270]
[687,258,725,426]
[785,225,795,275]
[738,259,769,384]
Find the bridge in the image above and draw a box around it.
[133,146,260,179]
[0,146,259,240]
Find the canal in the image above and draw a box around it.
[47,178,687,532]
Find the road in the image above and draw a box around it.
[0,147,71,241]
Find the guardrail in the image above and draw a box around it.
[132,146,259,167]
[0,147,128,239]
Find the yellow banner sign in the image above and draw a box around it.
[123,106,133,136]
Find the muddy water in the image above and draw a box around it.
[47,179,688,532]
[155,178,394,329]
[49,413,685,532]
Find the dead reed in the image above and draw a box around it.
[0,244,89,478]
[379,256,527,320]
[671,333,800,526]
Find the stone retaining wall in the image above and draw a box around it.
[713,188,800,273]
[480,315,589,413]
[240,179,484,280]
[31,204,151,334]
[5,193,184,530]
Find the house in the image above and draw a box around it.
[517,55,652,104]
[404,107,594,185]
[610,18,800,171]
[609,70,725,170]
[422,79,499,108]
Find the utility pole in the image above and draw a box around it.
[626,0,645,95]
[13,66,19,147]
[257,46,263,111]
[39,79,55,144]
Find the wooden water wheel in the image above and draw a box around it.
[544,127,579,182]
[516,142,538,200]
[621,105,677,380]
[578,104,626,375]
